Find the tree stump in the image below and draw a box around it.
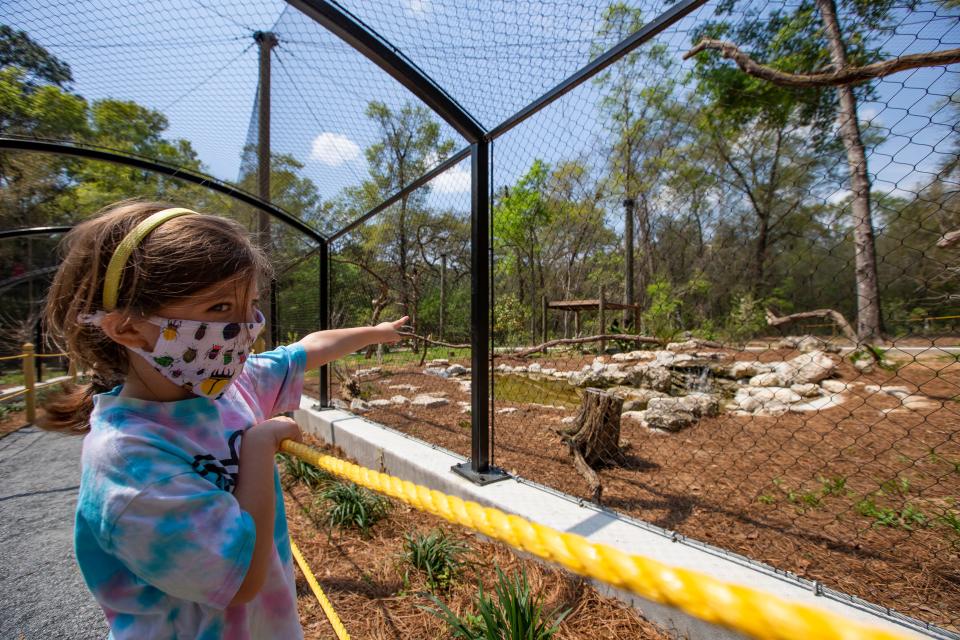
[560,387,623,503]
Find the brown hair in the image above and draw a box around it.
[39,199,272,434]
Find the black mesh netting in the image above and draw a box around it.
[3,0,960,633]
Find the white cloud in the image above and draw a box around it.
[405,0,430,15]
[827,189,852,205]
[430,165,471,193]
[310,132,361,166]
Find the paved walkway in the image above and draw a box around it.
[0,426,107,639]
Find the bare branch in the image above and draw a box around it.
[395,331,469,349]
[684,38,960,88]
[506,334,661,359]
[765,307,857,343]
[938,229,960,248]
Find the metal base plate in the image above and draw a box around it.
[451,462,510,486]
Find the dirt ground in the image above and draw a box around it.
[313,347,960,632]
[283,436,668,640]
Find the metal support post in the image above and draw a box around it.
[453,140,507,485]
[318,239,330,408]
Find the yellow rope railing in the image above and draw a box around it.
[280,440,913,640]
[289,537,350,640]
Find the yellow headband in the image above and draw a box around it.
[102,207,197,311]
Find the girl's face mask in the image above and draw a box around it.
[127,310,265,399]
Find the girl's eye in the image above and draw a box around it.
[208,303,231,313]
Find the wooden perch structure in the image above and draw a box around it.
[559,388,624,504]
[684,38,960,88]
[505,334,661,359]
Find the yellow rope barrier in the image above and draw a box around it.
[280,440,912,640]
[34,352,68,359]
[289,537,351,640]
[0,354,24,362]
[0,387,27,403]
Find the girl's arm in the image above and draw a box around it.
[230,416,302,606]
[296,317,407,370]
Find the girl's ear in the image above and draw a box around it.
[99,312,156,351]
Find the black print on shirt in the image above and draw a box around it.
[190,430,243,493]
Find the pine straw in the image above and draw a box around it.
[284,436,669,640]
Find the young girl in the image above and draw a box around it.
[40,200,405,639]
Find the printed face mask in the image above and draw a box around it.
[127,310,265,399]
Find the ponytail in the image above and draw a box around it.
[38,376,117,435]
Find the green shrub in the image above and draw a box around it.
[425,566,569,640]
[276,453,335,490]
[642,279,682,342]
[724,292,766,345]
[401,528,471,591]
[320,481,390,533]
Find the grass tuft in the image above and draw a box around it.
[319,481,390,534]
[401,528,472,591]
[424,566,569,640]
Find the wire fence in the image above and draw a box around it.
[2,0,959,635]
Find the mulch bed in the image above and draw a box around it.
[283,436,668,640]
[308,347,960,632]
[0,411,29,438]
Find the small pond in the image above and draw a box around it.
[493,373,582,409]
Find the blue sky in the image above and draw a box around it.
[5,0,959,229]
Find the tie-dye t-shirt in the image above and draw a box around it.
[74,344,307,640]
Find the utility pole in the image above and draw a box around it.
[255,30,278,346]
[623,197,635,327]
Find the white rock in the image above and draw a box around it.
[355,367,382,378]
[902,395,939,411]
[458,401,471,413]
[540,367,557,376]
[496,407,518,414]
[741,386,801,403]
[331,398,349,410]
[612,350,655,362]
[527,363,542,373]
[853,358,874,373]
[781,350,837,384]
[410,394,449,408]
[350,398,371,413]
[427,359,450,366]
[446,364,467,376]
[389,395,409,405]
[790,383,821,398]
[820,379,847,394]
[560,416,577,425]
[738,396,763,412]
[750,372,786,387]
[368,399,393,408]
[553,371,568,379]
[730,361,771,379]
[756,400,789,416]
[389,384,420,392]
[620,411,647,426]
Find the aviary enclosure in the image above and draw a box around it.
[2,0,959,634]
